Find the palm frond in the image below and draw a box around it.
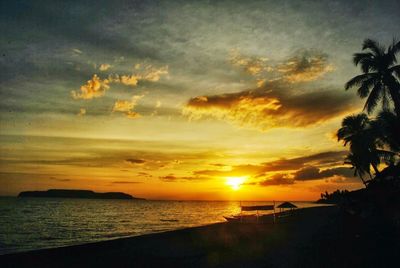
[363,81,382,114]
[357,77,376,98]
[387,38,400,63]
[345,73,374,90]
[375,110,400,152]
[389,64,400,79]
[353,52,373,66]
[362,39,385,56]
[375,149,396,164]
[353,53,378,73]
[381,87,390,111]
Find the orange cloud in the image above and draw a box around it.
[113,74,140,86]
[293,166,354,181]
[191,151,350,186]
[77,108,86,116]
[110,65,168,87]
[125,158,146,164]
[277,50,334,83]
[99,63,112,71]
[229,49,272,76]
[184,82,355,130]
[229,49,334,85]
[159,174,210,182]
[113,95,143,119]
[71,74,111,99]
[72,64,168,100]
[259,174,294,186]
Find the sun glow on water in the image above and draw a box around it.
[225,176,247,191]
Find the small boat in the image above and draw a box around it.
[224,203,277,223]
[224,215,259,223]
[223,216,239,222]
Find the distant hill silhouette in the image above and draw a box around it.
[18,189,145,200]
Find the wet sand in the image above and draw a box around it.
[1,206,398,267]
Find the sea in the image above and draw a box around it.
[0,197,323,255]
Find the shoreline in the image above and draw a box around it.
[1,206,397,267]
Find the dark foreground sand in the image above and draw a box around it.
[1,206,398,267]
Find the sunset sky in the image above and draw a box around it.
[1,0,399,200]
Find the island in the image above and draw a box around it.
[18,189,145,200]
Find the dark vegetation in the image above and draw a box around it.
[338,38,400,186]
[319,39,400,252]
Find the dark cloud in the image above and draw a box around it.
[193,151,347,178]
[191,151,351,186]
[260,151,348,172]
[112,181,142,184]
[259,174,294,186]
[159,174,209,182]
[210,163,227,167]
[125,158,146,164]
[137,172,153,177]
[194,164,262,177]
[159,174,178,181]
[294,166,354,180]
[184,81,356,130]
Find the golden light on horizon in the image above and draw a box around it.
[225,176,247,191]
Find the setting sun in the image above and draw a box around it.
[225,176,247,191]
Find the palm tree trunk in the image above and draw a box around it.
[371,163,380,175]
[360,176,367,187]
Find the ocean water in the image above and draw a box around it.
[0,197,321,255]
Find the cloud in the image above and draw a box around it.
[125,111,140,119]
[294,166,355,181]
[194,164,262,177]
[260,151,347,172]
[113,95,144,119]
[72,48,83,54]
[50,177,71,182]
[78,108,86,116]
[185,49,342,130]
[71,74,111,99]
[229,49,333,84]
[277,50,334,83]
[184,82,355,130]
[191,151,349,186]
[99,63,112,71]
[72,64,168,100]
[159,174,178,181]
[159,174,209,182]
[114,74,140,86]
[137,172,153,178]
[112,181,142,184]
[259,174,294,186]
[229,49,272,76]
[125,158,146,164]
[111,65,168,86]
[140,65,169,82]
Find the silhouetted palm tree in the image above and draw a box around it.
[337,114,395,176]
[337,114,370,147]
[371,110,400,153]
[344,153,370,186]
[345,39,400,116]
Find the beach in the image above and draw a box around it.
[1,206,398,267]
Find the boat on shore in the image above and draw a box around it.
[224,202,298,223]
